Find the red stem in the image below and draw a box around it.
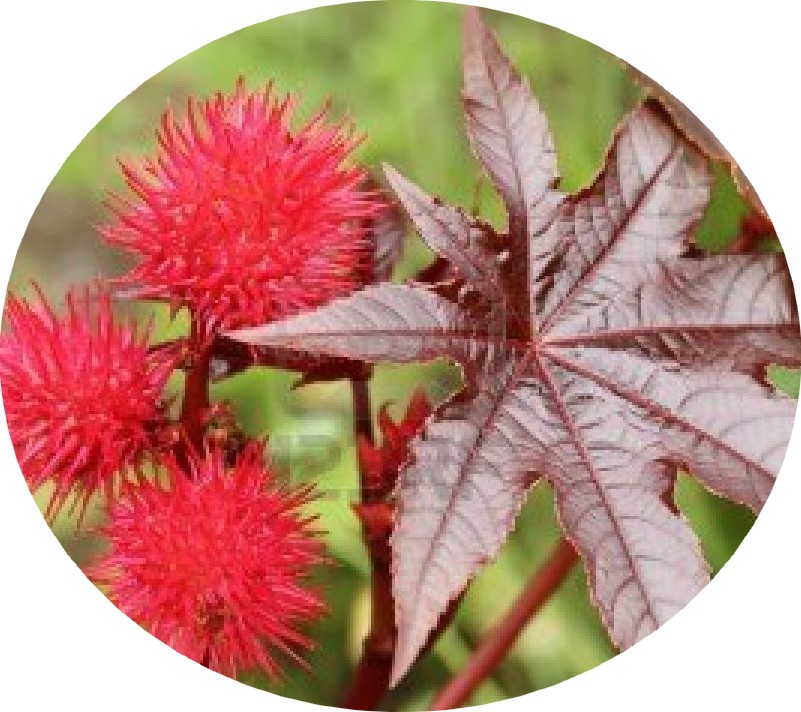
[341,556,396,710]
[352,377,375,454]
[429,538,578,710]
[341,376,397,710]
[178,320,210,472]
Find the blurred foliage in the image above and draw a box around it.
[10,1,799,709]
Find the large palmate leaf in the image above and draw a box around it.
[229,7,801,686]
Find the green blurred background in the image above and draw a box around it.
[7,0,797,708]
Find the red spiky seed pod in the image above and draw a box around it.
[0,286,173,519]
[101,78,385,339]
[87,443,327,678]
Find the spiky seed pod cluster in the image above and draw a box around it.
[0,77,386,681]
[0,287,173,518]
[101,78,386,337]
[88,444,327,678]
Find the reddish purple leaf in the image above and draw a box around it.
[462,5,556,227]
[462,5,557,310]
[228,284,483,365]
[530,100,711,329]
[227,7,801,687]
[384,164,504,305]
[546,255,801,373]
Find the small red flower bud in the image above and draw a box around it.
[358,389,432,499]
[0,286,173,519]
[87,443,327,679]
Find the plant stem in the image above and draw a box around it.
[179,320,211,469]
[351,377,375,458]
[341,557,395,710]
[342,376,396,711]
[429,538,578,711]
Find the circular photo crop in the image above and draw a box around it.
[2,2,797,709]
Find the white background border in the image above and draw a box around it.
[1,1,798,710]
